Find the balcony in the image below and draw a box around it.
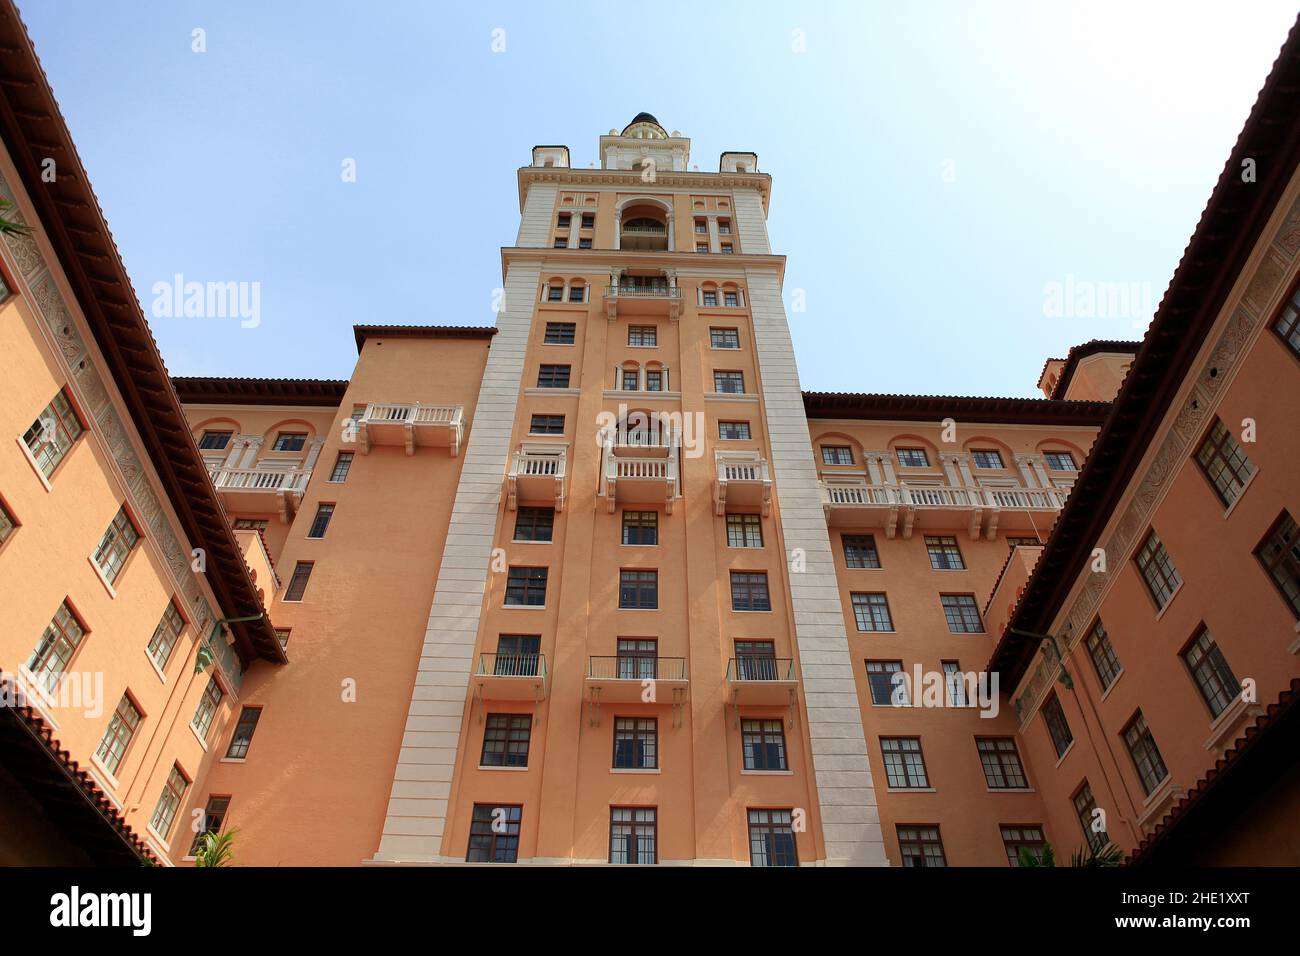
[584,656,689,726]
[819,477,1067,540]
[602,451,678,513]
[603,284,683,321]
[233,528,279,607]
[726,657,798,707]
[356,402,464,457]
[473,653,547,703]
[984,544,1044,639]
[713,454,771,516]
[507,446,567,512]
[209,466,309,522]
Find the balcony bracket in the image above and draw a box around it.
[587,687,602,728]
[885,505,900,539]
[787,687,798,729]
[900,506,917,540]
[672,687,687,728]
[983,508,999,541]
[403,422,416,456]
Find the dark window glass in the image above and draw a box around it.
[619,570,658,609]
[713,371,744,393]
[621,511,658,545]
[529,414,565,435]
[940,594,983,633]
[1044,451,1076,471]
[1195,419,1255,507]
[613,717,657,769]
[1122,711,1169,796]
[481,714,532,767]
[307,503,334,539]
[609,807,656,864]
[1255,511,1300,619]
[285,562,313,601]
[748,809,797,867]
[329,452,353,482]
[93,506,140,585]
[842,534,881,569]
[726,513,763,548]
[925,535,965,570]
[1085,619,1122,689]
[896,448,929,468]
[977,738,1027,789]
[494,635,540,676]
[1042,694,1073,758]
[741,719,788,771]
[821,446,853,465]
[1183,627,1239,718]
[272,432,306,452]
[710,327,740,349]
[1270,280,1300,357]
[1074,783,1109,854]
[719,421,751,440]
[22,390,84,478]
[866,660,906,706]
[897,826,946,867]
[513,507,554,542]
[190,796,231,855]
[881,737,929,788]
[1135,530,1181,610]
[1001,825,1047,867]
[544,321,576,344]
[225,707,263,759]
[536,365,571,388]
[730,571,771,611]
[504,566,548,606]
[972,449,1004,469]
[466,804,522,863]
[199,431,232,450]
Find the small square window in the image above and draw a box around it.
[851,592,893,631]
[568,285,585,302]
[725,513,763,548]
[719,421,751,440]
[513,507,554,543]
[730,572,771,611]
[940,594,983,633]
[544,322,576,344]
[537,365,571,388]
[842,534,880,569]
[925,535,965,570]
[619,569,658,609]
[529,414,565,435]
[505,566,548,606]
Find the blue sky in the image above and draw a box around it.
[18,0,1298,395]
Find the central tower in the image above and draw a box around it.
[372,116,887,866]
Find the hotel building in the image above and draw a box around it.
[1,2,1297,867]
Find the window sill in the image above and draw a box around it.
[502,604,547,610]
[16,436,52,492]
[1098,670,1125,703]
[987,787,1035,794]
[1053,741,1076,769]
[740,769,793,776]
[511,540,554,546]
[1204,696,1263,753]
[146,825,173,854]
[88,556,118,599]
[145,649,168,684]
[886,787,936,793]
[617,607,660,612]
[219,756,246,764]
[1152,581,1184,622]
[478,764,530,772]
[610,768,660,774]
[524,387,581,397]
[190,723,211,751]
[1137,776,1182,828]
[1220,469,1258,519]
[88,755,123,805]
[704,392,759,403]
[600,390,682,400]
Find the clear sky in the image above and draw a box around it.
[17,0,1299,396]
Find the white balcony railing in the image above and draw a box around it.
[714,454,772,516]
[357,402,464,456]
[603,453,678,513]
[208,466,309,522]
[507,448,567,512]
[819,477,1069,539]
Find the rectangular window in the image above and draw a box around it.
[553,238,567,248]
[621,369,639,391]
[578,238,592,249]
[494,635,540,675]
[536,365,571,388]
[866,660,906,706]
[1122,711,1169,796]
[619,569,658,609]
[721,243,734,254]
[568,285,585,302]
[513,506,555,543]
[466,804,521,863]
[306,503,334,539]
[557,213,570,229]
[710,327,740,349]
[925,535,965,570]
[1183,626,1239,718]
[1135,530,1181,611]
[940,594,984,633]
[725,513,763,548]
[713,370,744,393]
[272,432,306,452]
[719,421,751,440]
[621,510,658,545]
[581,214,594,229]
[547,284,564,302]
[284,562,313,601]
[972,449,1004,469]
[0,497,16,544]
[481,713,532,768]
[225,706,263,759]
[146,602,185,670]
[1270,278,1300,357]
[22,390,84,478]
[741,719,788,771]
[730,571,771,611]
[694,219,707,234]
[851,592,893,631]
[734,640,777,680]
[329,452,353,482]
[897,826,946,867]
[613,717,657,769]
[645,369,663,392]
[616,638,658,679]
[192,676,223,740]
[529,414,565,435]
[1255,511,1300,618]
[95,694,142,776]
[149,764,188,840]
[881,738,929,788]
[748,809,797,867]
[1085,619,1122,690]
[198,430,232,450]
[942,660,970,707]
[190,795,230,855]
[1195,419,1255,506]
[1042,693,1074,758]
[1074,782,1109,854]
[544,321,576,344]
[842,534,881,569]
[697,243,710,255]
[274,628,290,650]
[896,447,930,468]
[26,600,86,691]
[718,219,731,235]
[977,738,1027,789]
[504,566,548,606]
[627,325,657,347]
[1045,451,1077,471]
[609,807,657,864]
[1001,825,1047,867]
[724,291,739,307]
[820,445,853,465]
[92,506,140,586]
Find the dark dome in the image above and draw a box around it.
[622,112,663,133]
